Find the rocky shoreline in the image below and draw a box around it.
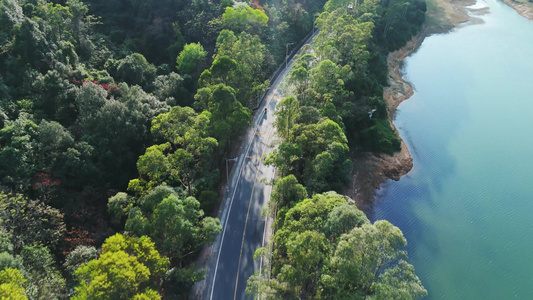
[345,35,421,208]
[502,0,533,20]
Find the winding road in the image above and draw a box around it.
[199,32,317,300]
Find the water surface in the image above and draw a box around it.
[371,0,533,298]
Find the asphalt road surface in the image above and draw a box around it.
[209,104,277,300]
[201,31,317,300]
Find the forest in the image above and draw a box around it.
[0,0,425,299]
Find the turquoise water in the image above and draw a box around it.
[370,0,533,298]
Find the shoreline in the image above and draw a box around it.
[346,0,480,208]
[502,0,533,20]
[345,35,421,208]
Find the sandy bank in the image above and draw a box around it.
[346,0,484,208]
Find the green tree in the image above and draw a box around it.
[266,142,302,177]
[322,204,369,238]
[368,260,428,300]
[73,234,169,300]
[131,289,161,300]
[294,119,352,193]
[176,43,207,74]
[315,9,373,73]
[153,72,191,107]
[107,192,134,220]
[143,106,219,194]
[74,82,107,126]
[115,53,156,88]
[34,120,75,178]
[121,186,221,262]
[34,2,74,43]
[63,245,98,280]
[270,117,351,193]
[135,143,172,191]
[65,0,91,47]
[274,96,300,142]
[269,175,307,214]
[194,84,251,150]
[306,141,352,193]
[325,221,427,299]
[249,193,425,299]
[275,192,348,242]
[209,84,252,143]
[162,266,204,299]
[11,18,48,67]
[212,30,269,105]
[75,82,165,188]
[0,268,27,300]
[0,113,37,188]
[250,192,348,299]
[20,245,66,300]
[296,106,321,125]
[221,5,269,33]
[118,83,171,122]
[31,69,77,124]
[0,252,23,270]
[0,0,24,34]
[287,62,312,105]
[198,56,238,90]
[0,193,66,253]
[309,59,352,109]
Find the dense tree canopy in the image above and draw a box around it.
[268,114,352,194]
[19,245,66,299]
[0,193,65,253]
[248,188,426,299]
[116,185,221,263]
[73,234,169,299]
[222,5,269,33]
[176,43,208,75]
[0,0,425,297]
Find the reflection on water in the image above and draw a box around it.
[371,0,533,298]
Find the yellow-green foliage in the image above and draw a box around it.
[222,5,269,31]
[0,268,27,300]
[73,234,169,300]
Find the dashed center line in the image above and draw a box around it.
[233,165,261,300]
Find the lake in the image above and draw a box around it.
[370,0,533,298]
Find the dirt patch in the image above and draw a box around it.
[502,0,533,20]
[346,0,483,208]
[430,0,478,26]
[347,142,413,208]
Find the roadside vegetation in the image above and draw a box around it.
[0,0,425,298]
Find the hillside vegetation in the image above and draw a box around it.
[0,0,425,298]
